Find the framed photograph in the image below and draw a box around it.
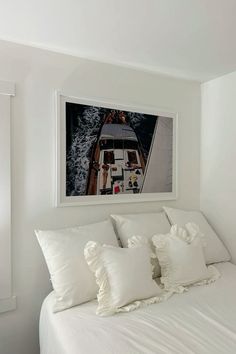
[56,93,178,206]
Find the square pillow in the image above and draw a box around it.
[110,212,171,277]
[35,220,119,312]
[163,207,230,264]
[128,223,205,279]
[128,235,157,278]
[84,241,172,316]
[152,225,220,292]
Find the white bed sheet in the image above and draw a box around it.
[40,262,236,354]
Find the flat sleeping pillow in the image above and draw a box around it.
[84,241,172,316]
[110,212,171,278]
[163,207,230,264]
[35,220,119,312]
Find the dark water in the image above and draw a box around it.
[66,102,157,196]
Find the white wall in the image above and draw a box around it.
[201,71,236,264]
[0,40,201,354]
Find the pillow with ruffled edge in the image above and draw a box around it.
[127,222,205,279]
[84,241,173,316]
[127,223,206,279]
[152,224,220,293]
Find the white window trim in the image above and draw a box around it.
[0,80,16,313]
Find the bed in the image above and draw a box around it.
[39,262,236,354]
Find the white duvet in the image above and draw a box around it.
[40,262,236,354]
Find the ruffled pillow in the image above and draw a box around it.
[152,224,220,293]
[128,223,206,279]
[84,241,172,316]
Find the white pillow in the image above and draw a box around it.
[163,207,230,264]
[110,212,171,277]
[35,220,119,312]
[152,225,220,292]
[128,235,158,278]
[127,223,205,278]
[84,241,171,316]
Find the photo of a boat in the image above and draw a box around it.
[87,112,147,195]
[66,101,173,198]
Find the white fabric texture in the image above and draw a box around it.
[163,206,230,264]
[127,223,206,280]
[35,220,119,312]
[152,224,220,292]
[84,241,170,316]
[40,262,236,354]
[110,212,171,277]
[128,235,158,278]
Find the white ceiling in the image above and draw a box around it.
[0,0,236,81]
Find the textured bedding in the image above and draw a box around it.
[39,262,236,354]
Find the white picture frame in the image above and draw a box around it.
[55,92,178,207]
